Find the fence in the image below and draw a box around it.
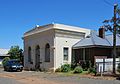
[95,58,120,73]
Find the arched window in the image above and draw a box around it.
[28,47,32,62]
[45,44,50,62]
[35,45,40,69]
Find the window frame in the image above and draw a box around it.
[45,43,50,62]
[63,47,69,61]
[28,46,32,63]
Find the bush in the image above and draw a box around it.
[55,68,61,72]
[79,61,92,71]
[61,64,71,72]
[117,63,120,73]
[81,61,86,70]
[2,57,10,66]
[73,66,83,73]
[71,63,76,70]
[88,67,96,74]
[86,61,92,69]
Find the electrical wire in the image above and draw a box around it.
[103,0,113,6]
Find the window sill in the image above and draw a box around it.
[45,61,50,62]
[63,60,68,63]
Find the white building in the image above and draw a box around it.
[23,23,90,71]
[0,48,10,66]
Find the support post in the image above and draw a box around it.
[83,48,85,61]
[113,4,117,74]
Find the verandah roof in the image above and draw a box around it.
[73,31,120,49]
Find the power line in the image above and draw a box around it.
[103,0,113,6]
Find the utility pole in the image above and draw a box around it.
[113,4,117,74]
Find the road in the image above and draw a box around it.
[0,68,120,84]
[0,77,23,84]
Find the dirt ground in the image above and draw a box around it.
[0,70,120,84]
[0,72,62,84]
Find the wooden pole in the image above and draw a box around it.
[113,4,117,74]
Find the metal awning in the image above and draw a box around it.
[73,31,117,49]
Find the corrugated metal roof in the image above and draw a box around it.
[73,31,118,49]
[0,49,10,56]
[105,34,120,46]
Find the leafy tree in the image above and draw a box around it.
[2,57,10,66]
[102,18,120,33]
[103,5,120,33]
[8,46,23,61]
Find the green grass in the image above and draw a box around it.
[80,71,88,74]
[56,71,89,77]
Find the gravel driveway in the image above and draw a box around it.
[0,77,24,84]
[0,68,120,84]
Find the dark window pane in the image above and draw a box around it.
[28,47,32,62]
[45,44,50,62]
[63,48,68,61]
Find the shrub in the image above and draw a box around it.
[2,57,10,66]
[79,61,92,71]
[61,64,71,72]
[55,68,61,72]
[81,61,86,70]
[71,63,76,70]
[117,63,120,73]
[88,67,96,74]
[73,66,83,73]
[86,61,92,69]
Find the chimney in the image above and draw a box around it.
[99,26,105,39]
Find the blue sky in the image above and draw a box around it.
[0,0,119,49]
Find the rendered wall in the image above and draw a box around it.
[24,30,54,71]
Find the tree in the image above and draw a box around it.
[102,4,120,74]
[2,57,10,66]
[103,5,120,33]
[8,46,23,61]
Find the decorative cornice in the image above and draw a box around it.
[23,23,90,38]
